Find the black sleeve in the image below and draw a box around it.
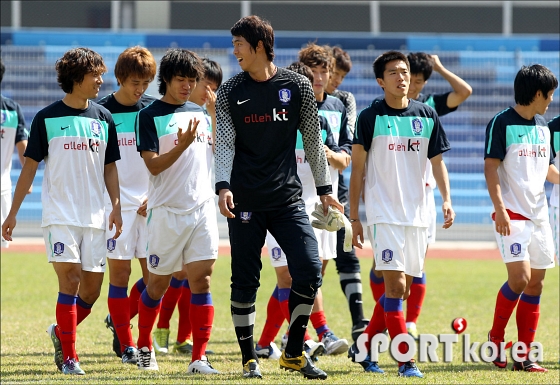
[433,92,458,117]
[14,103,28,144]
[337,107,352,155]
[136,110,160,155]
[104,114,121,165]
[23,112,48,162]
[427,111,451,159]
[484,114,506,160]
[353,109,375,152]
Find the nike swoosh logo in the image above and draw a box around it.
[61,126,69,130]
[239,335,253,341]
[169,122,177,127]
[298,207,304,211]
[237,99,250,105]
[518,134,526,137]
[100,263,106,267]
[115,122,123,127]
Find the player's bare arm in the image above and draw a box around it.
[142,118,200,176]
[15,141,32,194]
[1,158,39,241]
[484,157,510,236]
[547,163,559,184]
[349,143,367,248]
[104,162,123,239]
[431,54,472,108]
[430,153,455,229]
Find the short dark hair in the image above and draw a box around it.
[298,43,332,71]
[286,61,314,84]
[373,50,409,80]
[407,52,433,81]
[331,46,352,73]
[0,57,4,83]
[55,47,107,94]
[201,57,223,88]
[114,46,157,86]
[231,15,275,62]
[514,64,558,106]
[158,49,204,96]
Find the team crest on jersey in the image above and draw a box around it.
[91,120,102,137]
[537,127,545,143]
[0,111,6,124]
[411,118,423,136]
[271,247,282,261]
[240,212,252,223]
[510,243,521,256]
[107,238,116,252]
[381,249,393,263]
[149,254,160,268]
[279,89,291,104]
[53,242,65,256]
[328,114,340,130]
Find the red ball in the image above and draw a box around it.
[451,317,467,334]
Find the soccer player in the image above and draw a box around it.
[1,47,122,375]
[134,48,219,375]
[1,57,31,249]
[97,46,157,364]
[256,61,348,360]
[151,57,222,356]
[348,51,454,377]
[548,115,560,265]
[485,64,558,372]
[323,45,370,341]
[215,15,343,380]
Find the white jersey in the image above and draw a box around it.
[548,115,559,208]
[1,95,28,195]
[485,108,553,224]
[97,93,155,210]
[24,100,120,229]
[354,99,450,227]
[136,100,214,214]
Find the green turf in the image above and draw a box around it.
[1,251,558,384]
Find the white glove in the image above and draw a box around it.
[310,203,353,252]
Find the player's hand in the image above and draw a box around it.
[494,208,511,236]
[108,208,123,240]
[218,189,235,218]
[27,185,33,194]
[351,219,364,249]
[319,194,344,216]
[1,214,17,242]
[441,201,455,229]
[430,54,444,72]
[176,117,200,150]
[205,86,217,115]
[137,198,148,217]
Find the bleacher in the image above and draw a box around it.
[2,39,559,239]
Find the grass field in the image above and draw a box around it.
[1,251,559,384]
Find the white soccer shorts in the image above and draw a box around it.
[105,208,147,260]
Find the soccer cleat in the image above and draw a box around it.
[243,359,263,378]
[321,331,349,355]
[512,360,548,372]
[46,324,64,371]
[488,331,507,368]
[61,358,85,375]
[121,346,138,365]
[255,342,282,360]
[304,339,326,362]
[347,342,384,373]
[137,347,159,371]
[104,314,122,358]
[188,356,219,374]
[351,319,369,342]
[398,361,424,378]
[173,340,193,354]
[152,328,170,354]
[279,351,328,380]
[407,324,419,340]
